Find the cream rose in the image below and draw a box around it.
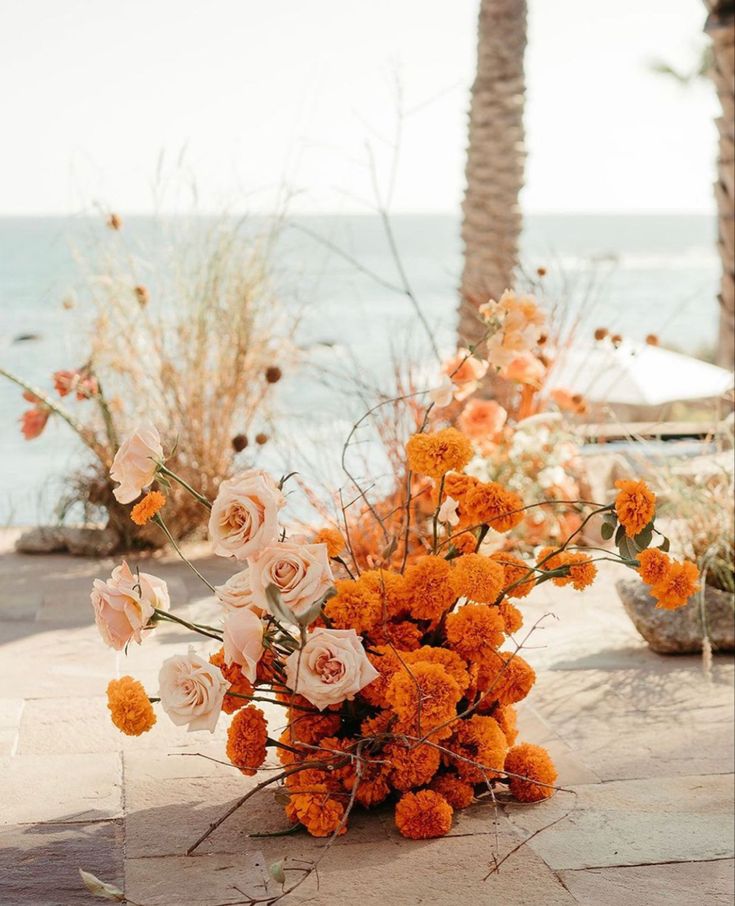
[110,424,164,504]
[249,542,333,622]
[208,470,285,561]
[223,608,264,682]
[158,649,229,732]
[284,628,379,711]
[91,561,169,650]
[215,569,256,612]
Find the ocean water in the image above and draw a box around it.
[0,213,719,525]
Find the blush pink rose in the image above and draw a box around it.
[158,649,229,732]
[91,561,169,650]
[223,607,264,682]
[208,470,285,561]
[110,424,164,504]
[215,569,256,612]
[284,628,379,711]
[248,542,333,622]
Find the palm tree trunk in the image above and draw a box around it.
[459,0,527,349]
[705,1,735,369]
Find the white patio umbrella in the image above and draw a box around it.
[546,340,734,406]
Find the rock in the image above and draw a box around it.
[15,526,119,558]
[617,577,735,654]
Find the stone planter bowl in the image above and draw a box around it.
[617,578,735,654]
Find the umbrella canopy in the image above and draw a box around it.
[546,340,734,406]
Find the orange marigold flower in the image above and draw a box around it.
[276,729,309,765]
[106,676,156,736]
[429,771,475,809]
[256,647,281,685]
[406,428,473,480]
[130,490,166,526]
[637,548,672,586]
[446,714,507,783]
[476,652,536,708]
[614,479,656,537]
[385,740,441,790]
[537,548,597,590]
[499,601,523,634]
[225,706,268,776]
[347,757,392,807]
[368,619,423,651]
[443,472,480,505]
[445,604,505,661]
[386,662,461,739]
[286,709,342,746]
[491,552,535,598]
[650,560,699,610]
[359,569,412,620]
[465,482,524,533]
[395,789,453,839]
[494,705,519,746]
[452,531,479,554]
[287,784,347,837]
[324,577,383,633]
[404,556,457,621]
[360,710,394,738]
[504,743,558,802]
[313,527,345,558]
[359,645,404,708]
[405,645,470,692]
[452,553,505,603]
[209,648,254,714]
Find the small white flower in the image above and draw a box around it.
[429,374,455,409]
[438,495,460,527]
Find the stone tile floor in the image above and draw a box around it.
[0,527,732,905]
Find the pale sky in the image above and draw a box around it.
[0,0,718,215]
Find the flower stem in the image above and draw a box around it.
[152,514,217,594]
[157,463,212,510]
[154,608,222,642]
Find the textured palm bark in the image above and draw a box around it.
[459,0,527,349]
[705,1,735,368]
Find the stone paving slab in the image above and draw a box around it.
[558,858,735,906]
[0,820,125,906]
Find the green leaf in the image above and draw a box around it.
[614,524,626,546]
[600,521,615,541]
[265,584,296,626]
[269,860,286,885]
[658,536,671,553]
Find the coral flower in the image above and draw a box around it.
[130,491,166,526]
[406,428,473,480]
[491,552,535,599]
[637,548,672,586]
[443,349,489,400]
[209,648,255,714]
[225,706,268,775]
[430,772,475,809]
[504,743,558,802]
[404,556,457,621]
[465,482,524,533]
[650,560,700,610]
[614,480,656,538]
[458,399,507,440]
[385,662,461,739]
[446,714,507,783]
[445,604,506,661]
[106,676,156,736]
[385,740,441,790]
[21,408,49,440]
[313,527,345,558]
[502,352,546,387]
[395,790,453,839]
[452,553,505,603]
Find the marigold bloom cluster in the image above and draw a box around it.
[107,676,156,736]
[130,490,166,526]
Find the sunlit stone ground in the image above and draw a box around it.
[0,527,732,905]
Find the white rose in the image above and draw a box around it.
[110,424,164,504]
[249,542,333,622]
[91,560,168,650]
[223,608,264,682]
[208,469,285,561]
[158,649,229,732]
[215,569,256,612]
[284,628,379,711]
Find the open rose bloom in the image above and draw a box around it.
[90,330,697,855]
[110,424,164,504]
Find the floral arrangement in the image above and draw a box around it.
[86,313,701,898]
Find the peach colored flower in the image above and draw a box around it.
[209,469,285,561]
[91,561,169,650]
[223,607,264,682]
[215,569,256,612]
[458,399,507,440]
[502,352,546,387]
[438,496,460,527]
[285,628,379,711]
[20,408,49,440]
[443,350,489,401]
[429,375,455,408]
[158,649,229,732]
[249,542,333,621]
[110,424,164,504]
